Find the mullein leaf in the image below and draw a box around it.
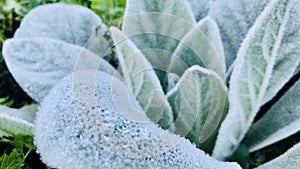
[188,0,216,21]
[244,79,300,152]
[167,66,227,152]
[110,27,173,129]
[2,38,118,102]
[254,142,300,169]
[34,70,241,169]
[208,0,269,68]
[169,17,225,80]
[122,0,196,90]
[14,3,108,50]
[262,0,300,104]
[212,0,295,160]
[0,105,34,136]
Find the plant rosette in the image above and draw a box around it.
[1,0,300,169]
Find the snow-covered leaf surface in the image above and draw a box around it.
[169,17,225,80]
[34,70,241,169]
[255,142,300,169]
[122,0,196,88]
[3,38,118,102]
[212,0,294,160]
[208,0,269,68]
[0,105,34,135]
[110,27,173,129]
[244,79,300,152]
[167,66,227,152]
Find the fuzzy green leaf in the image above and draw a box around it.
[3,38,119,102]
[212,0,295,160]
[0,105,34,136]
[166,73,180,93]
[14,3,107,49]
[244,79,300,152]
[110,27,173,129]
[34,70,241,169]
[122,0,196,89]
[208,0,269,68]
[19,104,38,114]
[168,17,225,80]
[188,0,215,21]
[255,142,300,169]
[167,66,227,152]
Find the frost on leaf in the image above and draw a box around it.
[188,0,216,21]
[168,17,225,80]
[2,38,118,102]
[212,0,294,160]
[110,27,173,129]
[208,0,269,68]
[263,0,300,104]
[255,142,300,169]
[14,3,108,51]
[167,66,227,153]
[122,0,196,89]
[244,79,300,152]
[34,70,241,169]
[0,105,35,135]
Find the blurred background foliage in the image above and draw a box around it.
[0,0,125,168]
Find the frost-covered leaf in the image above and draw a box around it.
[169,17,225,80]
[255,142,300,169]
[167,66,227,152]
[110,27,173,129]
[14,3,107,48]
[208,0,269,68]
[188,0,216,21]
[3,38,118,102]
[84,26,113,58]
[167,73,180,93]
[262,1,300,104]
[34,70,241,169]
[19,104,38,114]
[0,105,34,135]
[212,0,294,160]
[244,79,300,152]
[122,0,196,89]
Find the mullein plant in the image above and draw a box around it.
[1,0,300,168]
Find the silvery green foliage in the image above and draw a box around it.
[208,0,269,68]
[18,104,38,113]
[2,0,300,168]
[110,27,174,129]
[3,38,117,102]
[212,0,298,160]
[167,66,227,152]
[0,105,35,135]
[167,73,180,93]
[168,16,225,80]
[2,3,119,102]
[255,142,300,169]
[262,0,300,104]
[122,0,196,89]
[244,79,300,152]
[34,71,241,169]
[14,3,106,48]
[188,0,216,21]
